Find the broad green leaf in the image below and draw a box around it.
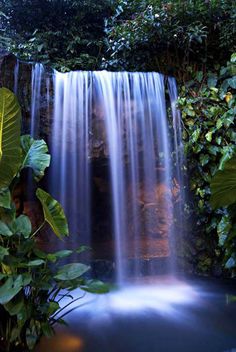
[219,146,236,170]
[210,156,236,208]
[36,188,69,238]
[4,295,24,316]
[54,263,90,280]
[81,279,109,294]
[0,276,23,304]
[0,187,11,209]
[0,220,13,236]
[0,245,9,260]
[22,273,32,286]
[21,135,51,182]
[11,215,32,238]
[0,203,16,224]
[0,88,21,188]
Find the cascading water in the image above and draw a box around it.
[50,72,92,248]
[31,63,44,138]
[50,70,184,283]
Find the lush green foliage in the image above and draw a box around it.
[0,0,112,71]
[178,53,236,274]
[1,1,235,73]
[104,0,236,76]
[0,89,108,352]
[211,155,236,209]
[210,155,236,272]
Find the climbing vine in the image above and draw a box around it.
[178,53,236,275]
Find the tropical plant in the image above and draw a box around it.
[104,0,236,77]
[178,53,236,275]
[210,155,236,273]
[0,0,112,71]
[0,87,108,352]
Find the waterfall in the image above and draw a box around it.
[14,59,19,95]
[50,70,184,283]
[31,63,44,138]
[51,71,92,248]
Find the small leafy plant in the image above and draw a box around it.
[0,87,108,352]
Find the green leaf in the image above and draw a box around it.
[228,76,236,89]
[22,273,32,286]
[210,156,236,208]
[208,145,219,156]
[76,245,91,254]
[225,257,236,269]
[192,128,201,142]
[0,220,13,236]
[205,131,213,142]
[200,154,209,166]
[10,327,20,343]
[53,250,73,259]
[0,276,23,304]
[41,322,54,338]
[219,146,236,170]
[0,245,9,260]
[0,88,21,188]
[21,135,51,182]
[231,53,236,63]
[217,214,231,246]
[196,71,203,82]
[81,279,110,294]
[11,215,32,238]
[216,118,223,129]
[4,295,24,316]
[26,328,38,350]
[0,187,11,209]
[27,259,45,267]
[54,263,90,281]
[36,188,69,239]
[207,74,217,88]
[48,301,60,315]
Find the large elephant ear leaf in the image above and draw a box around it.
[36,188,69,239]
[0,88,21,188]
[21,135,51,182]
[210,156,236,209]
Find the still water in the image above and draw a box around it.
[37,277,236,352]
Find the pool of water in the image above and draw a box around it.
[37,277,236,352]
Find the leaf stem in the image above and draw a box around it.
[31,221,45,238]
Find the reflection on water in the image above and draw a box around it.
[37,333,83,352]
[38,278,236,352]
